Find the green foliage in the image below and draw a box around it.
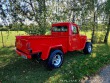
[94,32,106,43]
[0,26,9,31]
[81,22,93,31]
[97,24,107,31]
[25,22,51,35]
[105,0,110,14]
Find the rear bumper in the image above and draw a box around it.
[15,49,32,59]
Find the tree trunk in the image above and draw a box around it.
[43,0,46,34]
[104,16,110,43]
[1,31,5,47]
[72,14,75,23]
[91,12,96,43]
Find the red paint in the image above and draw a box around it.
[15,22,87,60]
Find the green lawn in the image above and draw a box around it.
[0,31,110,83]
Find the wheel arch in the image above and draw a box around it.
[83,42,92,54]
[86,42,92,47]
[41,45,64,60]
[49,46,64,54]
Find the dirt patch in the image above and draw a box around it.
[81,65,110,83]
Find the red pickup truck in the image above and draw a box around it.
[15,22,92,69]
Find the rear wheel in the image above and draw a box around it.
[47,50,63,69]
[83,42,92,54]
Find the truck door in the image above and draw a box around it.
[71,25,80,50]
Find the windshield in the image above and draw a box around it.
[52,26,67,32]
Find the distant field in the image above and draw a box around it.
[0,31,110,47]
[0,31,27,47]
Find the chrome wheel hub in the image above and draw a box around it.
[52,54,61,66]
[88,45,92,53]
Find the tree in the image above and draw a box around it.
[8,0,48,34]
[104,0,110,43]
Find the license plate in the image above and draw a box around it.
[21,55,27,59]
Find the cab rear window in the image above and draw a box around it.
[52,26,67,32]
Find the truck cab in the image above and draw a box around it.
[51,22,87,51]
[15,22,92,69]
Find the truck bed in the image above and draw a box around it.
[16,35,68,60]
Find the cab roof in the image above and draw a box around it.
[52,22,78,27]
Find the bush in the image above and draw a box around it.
[94,31,106,43]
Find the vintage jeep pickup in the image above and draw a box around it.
[15,22,92,69]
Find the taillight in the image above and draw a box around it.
[28,49,32,53]
[26,43,32,53]
[26,42,30,49]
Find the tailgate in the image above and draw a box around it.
[16,38,29,54]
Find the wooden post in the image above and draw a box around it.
[1,31,5,47]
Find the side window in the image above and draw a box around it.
[71,25,78,34]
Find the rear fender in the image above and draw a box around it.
[41,45,63,60]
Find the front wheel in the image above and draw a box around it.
[83,42,92,54]
[47,50,63,69]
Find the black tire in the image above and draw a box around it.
[47,50,63,69]
[83,42,92,54]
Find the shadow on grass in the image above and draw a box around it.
[0,47,56,83]
[0,46,14,55]
[0,44,110,83]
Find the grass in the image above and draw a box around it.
[0,44,110,83]
[0,31,110,83]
